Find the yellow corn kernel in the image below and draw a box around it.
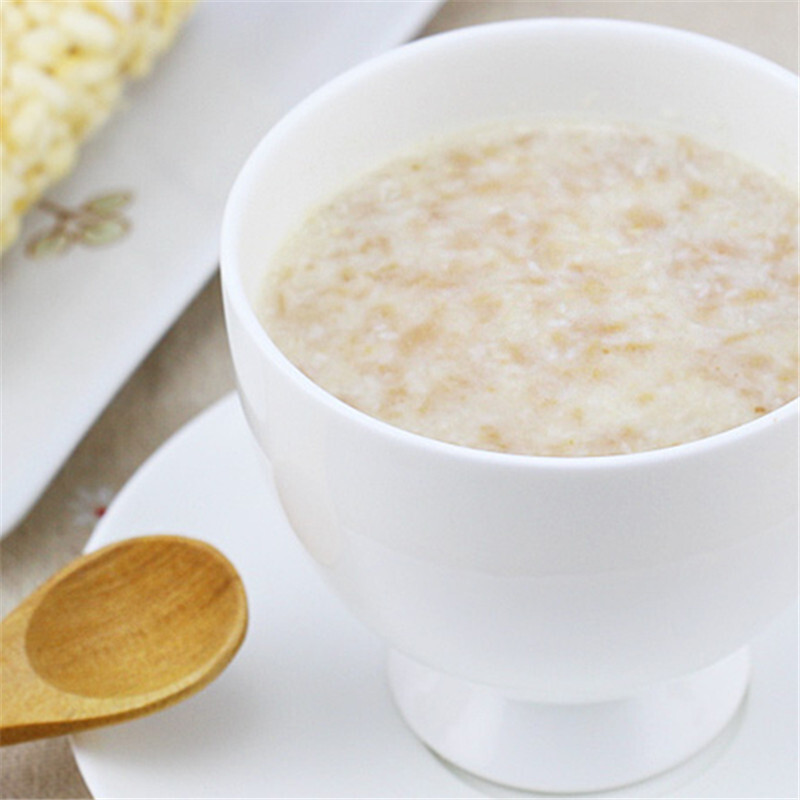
[0,0,196,255]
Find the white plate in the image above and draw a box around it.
[0,0,442,536]
[72,393,799,799]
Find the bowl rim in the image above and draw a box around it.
[221,16,800,471]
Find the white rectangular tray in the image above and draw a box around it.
[0,0,442,535]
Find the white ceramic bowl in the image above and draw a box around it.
[222,19,798,792]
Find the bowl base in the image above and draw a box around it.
[387,648,750,793]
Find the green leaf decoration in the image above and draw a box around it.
[79,218,130,246]
[27,188,134,258]
[83,192,133,217]
[25,228,72,258]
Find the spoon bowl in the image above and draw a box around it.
[1,535,248,746]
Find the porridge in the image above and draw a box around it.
[258,122,799,456]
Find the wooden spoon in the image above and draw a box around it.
[1,535,247,746]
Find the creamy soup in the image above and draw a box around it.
[258,122,799,456]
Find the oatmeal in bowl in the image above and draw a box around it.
[260,120,798,457]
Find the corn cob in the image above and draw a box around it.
[0,0,196,255]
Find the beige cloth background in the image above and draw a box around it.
[1,2,797,798]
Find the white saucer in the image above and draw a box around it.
[72,394,799,799]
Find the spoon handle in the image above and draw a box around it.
[1,600,117,745]
[0,602,72,745]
